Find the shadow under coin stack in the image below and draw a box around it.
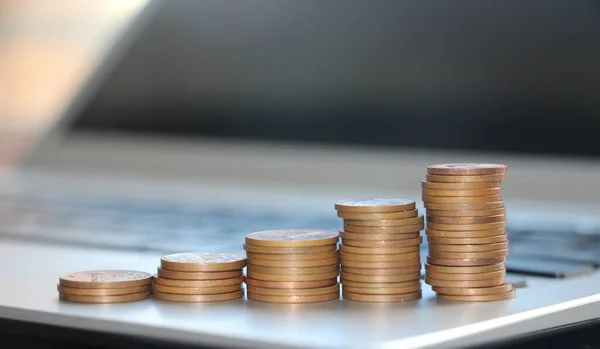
[58,270,152,303]
[335,199,424,302]
[244,229,340,303]
[152,252,246,302]
[422,163,515,302]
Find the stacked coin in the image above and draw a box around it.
[58,270,152,303]
[152,252,246,302]
[335,199,424,302]
[422,163,515,302]
[244,229,340,303]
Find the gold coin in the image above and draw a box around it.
[426,256,506,267]
[342,236,423,248]
[340,251,420,262]
[244,277,338,289]
[340,244,419,255]
[59,291,151,303]
[426,215,506,224]
[340,279,420,288]
[437,289,516,302]
[426,270,506,281]
[337,209,418,220]
[424,202,504,210]
[426,174,507,183]
[422,195,503,204]
[340,232,421,241]
[152,275,243,287]
[247,284,340,297]
[245,251,338,261]
[428,249,508,259]
[248,291,339,303]
[153,289,244,302]
[342,290,421,302]
[421,180,502,190]
[341,259,420,269]
[341,265,421,275]
[157,268,243,280]
[59,270,152,289]
[335,198,416,213]
[427,163,507,176]
[426,234,507,245]
[152,284,242,295]
[426,222,506,231]
[343,224,423,234]
[428,242,508,252]
[246,256,339,268]
[432,282,513,295]
[57,284,150,296]
[340,271,420,283]
[422,188,502,197]
[344,215,424,227]
[160,252,246,272]
[425,277,505,288]
[247,264,339,275]
[426,208,506,217]
[426,228,506,238]
[245,229,339,248]
[247,270,339,282]
[425,263,505,274]
[243,243,336,255]
[343,282,421,295]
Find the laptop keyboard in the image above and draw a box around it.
[0,193,598,279]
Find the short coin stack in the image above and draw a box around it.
[422,163,515,301]
[152,252,246,302]
[335,199,424,302]
[58,270,152,303]
[244,229,340,303]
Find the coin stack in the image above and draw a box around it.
[422,163,515,302]
[244,229,340,303]
[152,252,246,302]
[58,270,152,303]
[335,199,424,302]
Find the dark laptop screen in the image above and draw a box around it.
[70,0,600,157]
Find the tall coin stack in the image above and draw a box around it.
[244,229,340,303]
[422,163,515,302]
[58,270,152,303]
[152,252,246,302]
[335,199,424,302]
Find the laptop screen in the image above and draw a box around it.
[69,1,600,157]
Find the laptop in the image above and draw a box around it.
[1,0,600,348]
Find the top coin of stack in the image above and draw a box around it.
[335,199,424,302]
[244,229,340,303]
[152,252,246,302]
[58,270,152,303]
[422,163,515,302]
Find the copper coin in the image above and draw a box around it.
[432,282,513,295]
[426,270,506,281]
[160,252,246,272]
[245,251,338,261]
[422,195,503,205]
[426,222,506,231]
[340,250,420,262]
[245,229,339,248]
[426,174,507,183]
[427,256,507,267]
[426,235,507,245]
[243,243,337,255]
[341,265,421,275]
[59,270,152,289]
[421,180,502,190]
[422,188,502,197]
[342,237,423,248]
[152,284,242,295]
[426,228,506,238]
[247,284,340,297]
[425,263,505,274]
[246,257,339,268]
[152,275,243,287]
[247,270,339,282]
[343,225,423,234]
[248,291,339,303]
[340,244,419,255]
[427,163,507,176]
[153,289,244,303]
[341,259,420,269]
[425,277,505,288]
[344,215,424,227]
[426,208,506,217]
[428,242,508,253]
[436,289,516,302]
[428,249,508,259]
[342,290,422,302]
[157,268,243,280]
[426,215,506,224]
[424,202,505,211]
[59,291,151,303]
[335,198,416,213]
[57,284,150,296]
[340,232,421,241]
[247,264,339,275]
[340,271,420,283]
[243,277,338,289]
[337,210,418,220]
[343,282,421,295]
[340,279,420,288]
